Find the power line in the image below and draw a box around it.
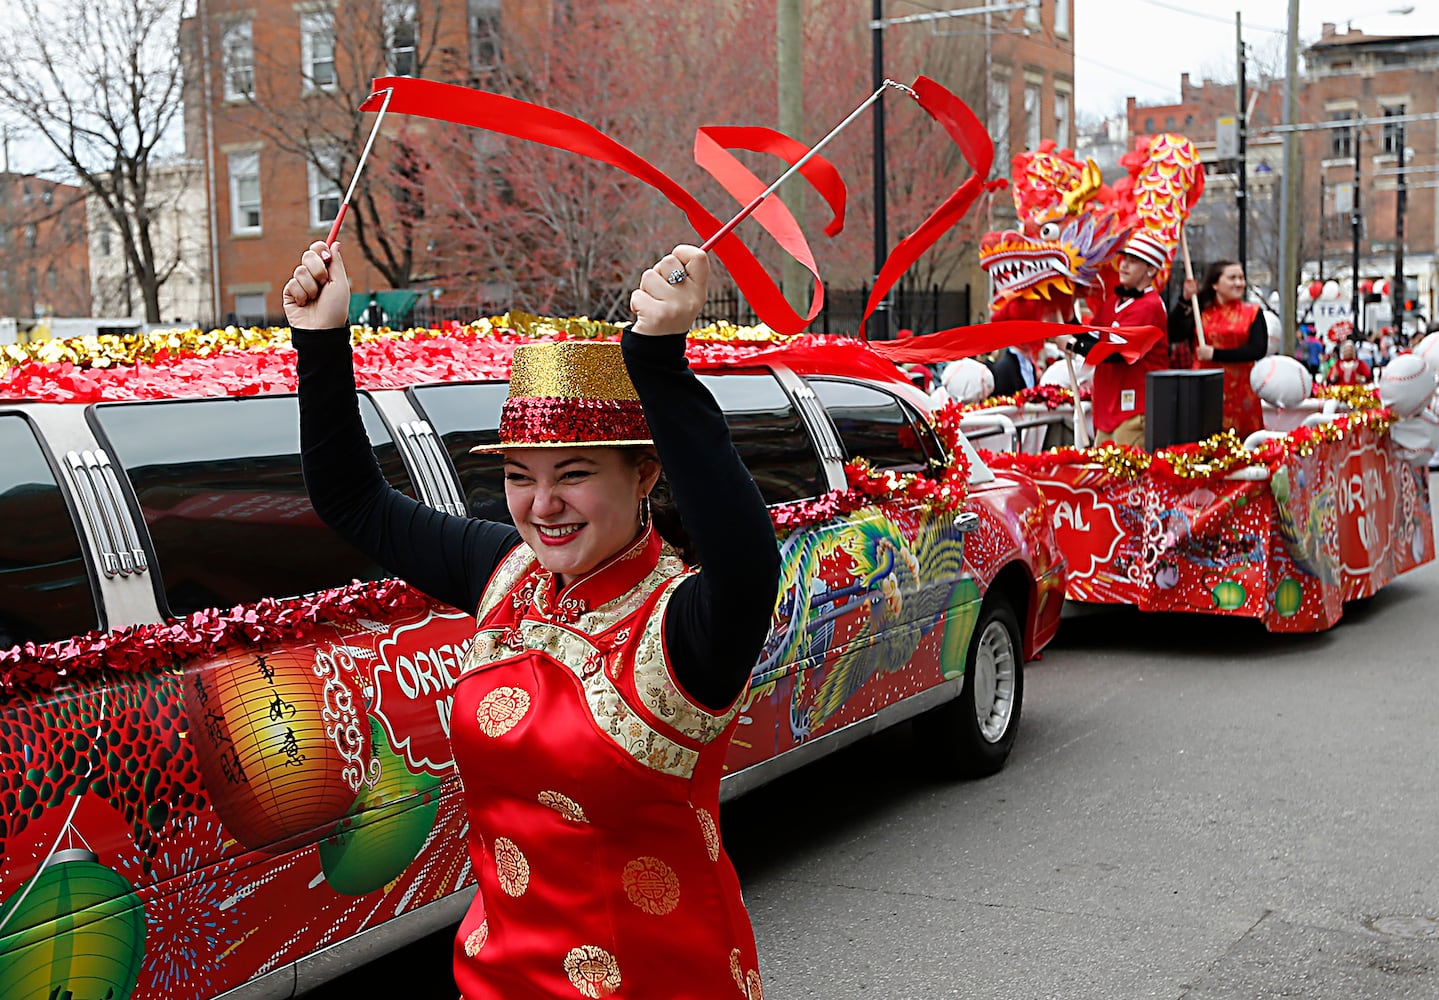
[1137,0,1285,34]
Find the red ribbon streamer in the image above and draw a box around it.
[359,77,848,334]
[869,321,1167,366]
[859,76,1003,338]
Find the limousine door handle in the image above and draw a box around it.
[954,511,980,534]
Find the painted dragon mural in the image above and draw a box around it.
[979,135,1206,321]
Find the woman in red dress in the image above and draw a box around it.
[284,240,780,999]
[1170,259,1268,438]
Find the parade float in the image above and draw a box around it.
[877,133,1436,633]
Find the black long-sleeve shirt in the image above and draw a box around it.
[295,328,779,711]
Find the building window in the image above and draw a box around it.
[1144,116,1154,133]
[46,266,56,290]
[1055,91,1071,149]
[24,224,36,249]
[98,225,111,256]
[1329,113,1353,158]
[229,151,262,234]
[233,292,267,325]
[1382,104,1406,155]
[21,184,32,206]
[387,2,418,77]
[1053,0,1069,36]
[989,76,1010,172]
[1024,83,1041,151]
[1023,0,1040,29]
[41,188,53,206]
[308,148,342,228]
[222,21,254,100]
[301,12,337,91]
[471,0,500,71]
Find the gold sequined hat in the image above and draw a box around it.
[469,341,653,452]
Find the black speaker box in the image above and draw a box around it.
[1145,369,1224,451]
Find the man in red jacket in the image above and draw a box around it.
[1078,231,1171,447]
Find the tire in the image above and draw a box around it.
[915,595,1024,779]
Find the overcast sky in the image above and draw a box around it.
[1071,0,1439,117]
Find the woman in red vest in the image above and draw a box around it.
[1171,259,1268,437]
[284,240,780,999]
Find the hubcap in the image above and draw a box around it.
[972,619,1016,742]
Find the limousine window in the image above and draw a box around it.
[413,371,825,511]
[0,414,98,645]
[808,377,936,472]
[92,395,415,618]
[407,381,510,521]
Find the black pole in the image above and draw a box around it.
[1394,122,1406,330]
[1236,28,1247,273]
[1317,174,1325,282]
[1351,123,1361,336]
[870,0,891,340]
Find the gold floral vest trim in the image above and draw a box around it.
[463,541,741,779]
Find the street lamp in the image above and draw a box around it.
[868,0,1032,339]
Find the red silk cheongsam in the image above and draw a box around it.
[1202,300,1264,438]
[449,524,762,1000]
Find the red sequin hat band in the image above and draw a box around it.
[469,340,654,452]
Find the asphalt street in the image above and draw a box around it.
[314,510,1439,1000]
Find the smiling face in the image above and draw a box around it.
[504,446,660,585]
[1214,264,1247,304]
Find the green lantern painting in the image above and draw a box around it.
[1273,577,1303,618]
[319,718,442,897]
[939,577,982,680]
[1210,579,1247,611]
[0,848,146,1000]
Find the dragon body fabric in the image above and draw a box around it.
[979,135,1205,322]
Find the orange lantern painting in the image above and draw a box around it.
[183,644,371,852]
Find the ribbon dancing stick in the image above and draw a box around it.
[1179,225,1208,351]
[325,87,395,247]
[699,80,913,253]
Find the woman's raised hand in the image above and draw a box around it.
[283,241,351,330]
[630,245,709,336]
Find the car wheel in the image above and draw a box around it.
[916,595,1024,779]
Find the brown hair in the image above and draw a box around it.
[1197,259,1242,312]
[625,448,697,565]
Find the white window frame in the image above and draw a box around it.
[386,1,419,77]
[308,148,342,229]
[1054,90,1072,150]
[471,0,501,72]
[989,75,1011,171]
[1024,82,1042,151]
[301,12,337,92]
[229,152,262,235]
[1053,0,1069,36]
[1024,0,1040,29]
[222,21,255,101]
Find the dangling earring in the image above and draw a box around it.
[639,493,652,529]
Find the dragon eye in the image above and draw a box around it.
[1038,222,1061,240]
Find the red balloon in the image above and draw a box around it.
[1308,281,1324,300]
[1359,279,1373,295]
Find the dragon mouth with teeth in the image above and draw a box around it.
[979,213,1126,311]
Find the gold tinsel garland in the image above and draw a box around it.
[0,316,793,375]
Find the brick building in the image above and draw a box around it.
[988,0,1077,222]
[1127,23,1439,325]
[0,174,91,320]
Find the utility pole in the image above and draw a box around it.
[777,0,807,313]
[870,0,891,340]
[1235,12,1248,273]
[1350,123,1361,336]
[1278,0,1300,354]
[1394,122,1406,328]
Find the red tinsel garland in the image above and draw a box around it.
[0,578,434,696]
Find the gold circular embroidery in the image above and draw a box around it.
[538,790,589,823]
[463,920,489,957]
[563,944,622,998]
[475,686,531,737]
[621,856,680,915]
[697,806,721,862]
[729,948,745,992]
[493,837,530,896]
[746,968,764,1000]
